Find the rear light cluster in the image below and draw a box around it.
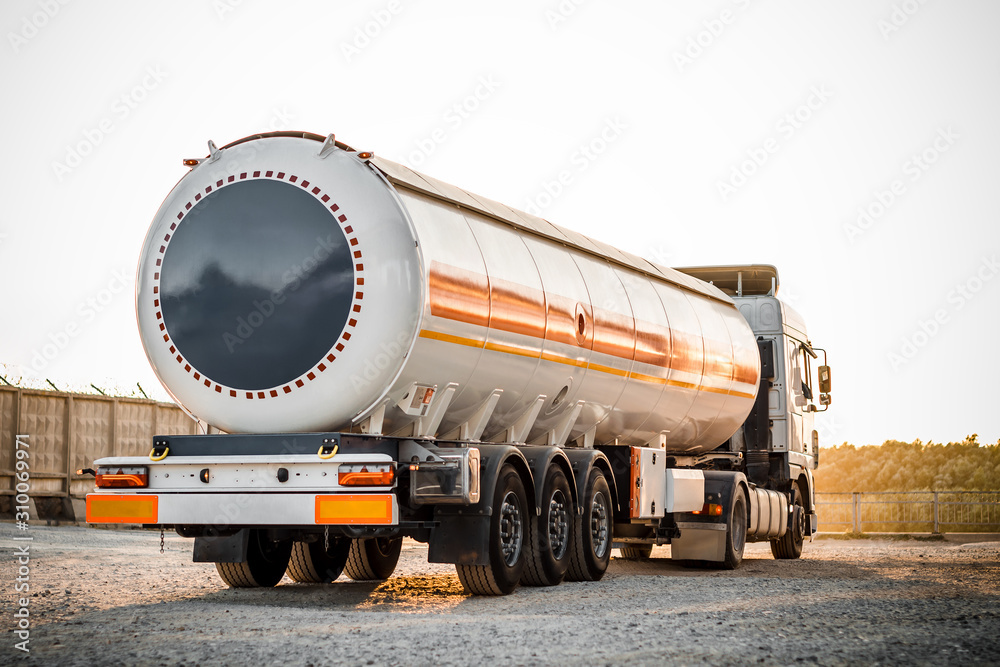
[338,463,394,486]
[95,466,149,488]
[692,503,723,517]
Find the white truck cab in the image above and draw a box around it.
[676,265,832,542]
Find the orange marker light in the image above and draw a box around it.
[691,503,723,516]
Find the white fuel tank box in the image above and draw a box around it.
[665,468,705,513]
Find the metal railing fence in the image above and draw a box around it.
[816,491,1000,533]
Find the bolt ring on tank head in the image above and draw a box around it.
[154,171,363,400]
[137,137,424,434]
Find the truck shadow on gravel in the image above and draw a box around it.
[187,574,471,610]
[159,555,878,612]
[608,553,874,580]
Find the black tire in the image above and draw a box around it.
[770,485,805,559]
[215,529,292,588]
[456,464,527,595]
[287,537,351,583]
[344,537,402,581]
[618,544,653,560]
[567,469,612,581]
[522,465,574,586]
[721,490,748,570]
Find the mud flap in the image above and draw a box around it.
[427,512,491,565]
[671,522,727,561]
[671,470,747,563]
[194,529,249,563]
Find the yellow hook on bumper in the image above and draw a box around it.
[317,443,339,460]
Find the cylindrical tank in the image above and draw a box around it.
[137,132,760,453]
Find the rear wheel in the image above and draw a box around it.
[770,486,805,559]
[287,537,351,583]
[618,544,653,560]
[456,464,527,595]
[344,537,402,581]
[215,529,292,588]
[522,465,574,586]
[567,469,612,582]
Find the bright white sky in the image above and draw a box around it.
[2,1,998,446]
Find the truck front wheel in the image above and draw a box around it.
[456,464,527,595]
[287,537,351,583]
[344,537,402,581]
[215,529,292,587]
[770,486,805,559]
[721,490,748,570]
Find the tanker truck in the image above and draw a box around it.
[84,131,832,595]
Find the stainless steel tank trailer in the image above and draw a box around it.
[83,132,832,595]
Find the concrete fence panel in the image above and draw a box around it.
[1,386,204,503]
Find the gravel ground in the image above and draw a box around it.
[1,524,998,666]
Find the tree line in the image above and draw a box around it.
[813,435,1000,493]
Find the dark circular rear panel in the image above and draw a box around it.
[159,179,353,390]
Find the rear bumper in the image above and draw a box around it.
[86,492,399,527]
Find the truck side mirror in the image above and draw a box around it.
[818,365,831,394]
[819,393,831,406]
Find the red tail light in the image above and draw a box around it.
[95,466,149,488]
[338,463,394,486]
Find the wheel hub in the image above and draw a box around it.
[548,490,569,560]
[590,494,610,558]
[499,490,523,566]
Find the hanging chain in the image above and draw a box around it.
[160,528,165,554]
[324,525,330,551]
